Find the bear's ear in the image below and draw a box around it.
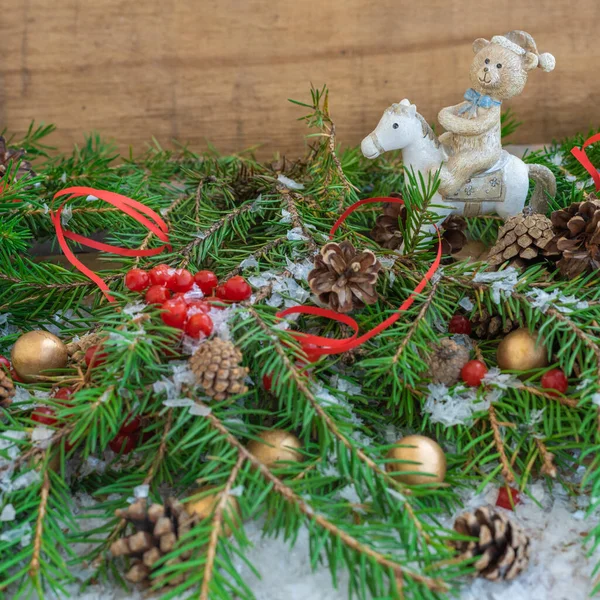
[523,52,539,71]
[472,38,490,53]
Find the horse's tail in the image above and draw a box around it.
[527,164,556,214]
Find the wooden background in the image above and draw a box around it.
[0,0,598,158]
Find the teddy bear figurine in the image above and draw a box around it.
[437,30,556,198]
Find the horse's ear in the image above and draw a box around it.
[407,104,417,116]
[399,99,411,106]
[472,38,490,53]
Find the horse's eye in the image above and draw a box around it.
[392,123,399,129]
[485,58,490,64]
[496,63,502,69]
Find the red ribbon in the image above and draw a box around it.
[50,187,171,302]
[571,133,600,191]
[277,196,442,357]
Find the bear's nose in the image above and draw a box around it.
[483,67,489,72]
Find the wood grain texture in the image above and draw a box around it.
[0,0,598,157]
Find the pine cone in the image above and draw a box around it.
[189,339,249,400]
[66,332,105,363]
[452,506,530,581]
[488,211,555,268]
[545,194,600,278]
[0,371,15,408]
[440,215,468,255]
[471,308,520,340]
[427,338,470,386]
[308,241,381,313]
[110,498,198,586]
[0,136,35,181]
[371,196,406,250]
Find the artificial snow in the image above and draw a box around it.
[525,289,589,314]
[423,384,487,426]
[189,403,212,416]
[287,227,309,242]
[280,209,293,223]
[31,426,54,449]
[60,205,74,226]
[133,484,149,499]
[0,504,15,522]
[473,268,519,304]
[277,174,304,190]
[459,296,474,311]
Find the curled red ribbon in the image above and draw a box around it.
[571,133,600,191]
[277,196,442,357]
[50,187,171,302]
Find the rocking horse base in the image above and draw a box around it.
[445,151,509,217]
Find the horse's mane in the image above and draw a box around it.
[389,103,440,149]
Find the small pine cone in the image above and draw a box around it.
[488,211,555,269]
[440,215,468,255]
[545,194,600,278]
[111,497,199,587]
[427,338,470,386]
[0,370,15,408]
[66,332,105,363]
[452,506,530,581]
[0,136,36,181]
[308,241,382,313]
[189,339,249,401]
[471,308,520,340]
[371,195,406,250]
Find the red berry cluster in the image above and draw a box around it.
[109,414,142,454]
[124,265,252,338]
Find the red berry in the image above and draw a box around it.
[31,406,58,426]
[206,295,226,309]
[496,486,520,510]
[149,264,177,288]
[0,356,10,370]
[263,373,273,392]
[85,345,107,368]
[448,314,472,335]
[220,276,252,302]
[124,268,150,292]
[541,369,568,395]
[185,313,214,339]
[194,270,219,295]
[145,284,171,305]
[161,298,188,329]
[53,387,75,404]
[186,300,210,314]
[171,269,194,293]
[109,433,138,454]
[10,369,24,383]
[461,360,488,387]
[119,414,141,435]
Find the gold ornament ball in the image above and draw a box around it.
[184,486,240,536]
[11,331,69,383]
[385,435,446,485]
[496,328,548,372]
[247,429,304,468]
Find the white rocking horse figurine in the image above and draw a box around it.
[361,100,556,225]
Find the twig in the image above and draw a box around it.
[225,237,287,279]
[326,121,359,213]
[276,186,319,253]
[535,438,558,478]
[199,453,245,600]
[393,281,438,364]
[179,203,255,268]
[143,409,173,485]
[488,405,514,484]
[29,468,50,577]
[198,402,447,593]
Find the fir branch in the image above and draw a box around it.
[488,404,515,484]
[143,409,174,485]
[29,469,51,578]
[197,401,448,593]
[534,438,557,478]
[277,186,319,252]
[199,452,245,600]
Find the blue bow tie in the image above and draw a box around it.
[458,88,502,116]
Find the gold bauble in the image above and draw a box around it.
[184,486,240,535]
[246,429,303,468]
[496,328,548,372]
[11,331,68,383]
[385,435,446,485]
